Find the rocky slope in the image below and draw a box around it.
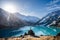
[37,10,60,27]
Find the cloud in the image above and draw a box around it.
[46,0,60,12]
[47,4,60,11]
[47,0,60,6]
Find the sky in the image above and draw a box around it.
[0,0,60,18]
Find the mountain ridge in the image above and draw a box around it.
[0,8,40,29]
[38,10,60,27]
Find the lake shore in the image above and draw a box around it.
[0,36,60,40]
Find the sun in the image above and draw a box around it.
[3,4,17,13]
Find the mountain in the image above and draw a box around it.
[0,8,26,29]
[38,10,60,27]
[0,8,40,29]
[14,13,40,23]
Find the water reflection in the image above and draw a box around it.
[0,25,60,37]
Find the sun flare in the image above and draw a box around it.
[3,4,17,13]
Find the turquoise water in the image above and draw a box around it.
[15,25,60,36]
[0,25,60,37]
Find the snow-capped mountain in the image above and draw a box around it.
[14,13,40,23]
[0,8,40,29]
[38,10,60,27]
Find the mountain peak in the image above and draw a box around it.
[0,8,2,10]
[0,8,3,11]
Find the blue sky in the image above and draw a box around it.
[0,0,60,18]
